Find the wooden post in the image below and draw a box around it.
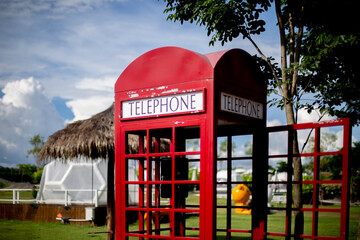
[107,151,115,240]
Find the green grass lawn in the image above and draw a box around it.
[0,198,358,240]
[0,220,107,240]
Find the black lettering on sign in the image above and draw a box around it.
[121,91,204,119]
[220,92,263,119]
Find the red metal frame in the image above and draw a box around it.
[266,119,350,240]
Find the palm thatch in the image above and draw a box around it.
[40,103,114,161]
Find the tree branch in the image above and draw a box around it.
[245,34,283,96]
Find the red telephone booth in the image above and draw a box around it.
[114,46,268,240]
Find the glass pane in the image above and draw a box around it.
[232,135,253,157]
[176,125,200,152]
[319,126,343,152]
[232,160,252,180]
[269,183,288,205]
[319,183,342,204]
[302,184,314,206]
[127,158,145,181]
[267,209,287,234]
[126,131,146,154]
[150,128,171,153]
[187,184,200,209]
[216,208,227,229]
[319,155,342,180]
[126,210,146,233]
[297,128,315,154]
[217,136,228,158]
[231,210,252,230]
[269,157,289,177]
[185,214,200,237]
[302,156,314,180]
[268,131,288,156]
[318,212,341,237]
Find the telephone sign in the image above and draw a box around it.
[220,92,263,119]
[121,90,204,119]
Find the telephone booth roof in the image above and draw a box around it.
[115,46,265,94]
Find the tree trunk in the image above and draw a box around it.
[285,102,304,239]
[106,151,115,240]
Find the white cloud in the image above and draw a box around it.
[0,78,65,167]
[267,119,282,127]
[297,107,334,124]
[75,76,116,92]
[66,96,114,122]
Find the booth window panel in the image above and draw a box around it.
[126,184,146,208]
[186,184,200,209]
[231,135,253,158]
[216,208,227,230]
[150,156,172,182]
[126,210,147,234]
[175,126,200,153]
[292,183,313,208]
[126,158,145,181]
[185,221,200,238]
[149,128,172,153]
[174,183,189,207]
[231,207,252,229]
[231,159,252,182]
[292,212,313,236]
[268,131,288,156]
[216,191,229,206]
[144,209,172,237]
[319,155,342,180]
[319,183,342,205]
[319,125,343,153]
[269,183,289,207]
[189,160,200,182]
[147,184,170,208]
[268,157,290,182]
[126,131,147,154]
[302,156,315,181]
[217,136,228,159]
[186,138,200,152]
[217,159,228,173]
[297,128,315,154]
[126,184,143,207]
[317,211,341,237]
[183,211,200,232]
[266,209,287,235]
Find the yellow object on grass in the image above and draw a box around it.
[232,184,252,215]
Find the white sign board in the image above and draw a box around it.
[220,92,263,119]
[122,91,204,119]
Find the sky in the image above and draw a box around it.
[0,0,358,167]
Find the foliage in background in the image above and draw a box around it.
[27,134,45,170]
[350,142,360,201]
[0,164,42,184]
[0,180,9,188]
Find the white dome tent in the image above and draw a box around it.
[37,158,139,206]
[37,159,107,206]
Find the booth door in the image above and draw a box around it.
[120,120,204,239]
[215,130,256,239]
[266,118,351,239]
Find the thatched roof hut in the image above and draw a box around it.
[39,103,115,240]
[40,103,114,161]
